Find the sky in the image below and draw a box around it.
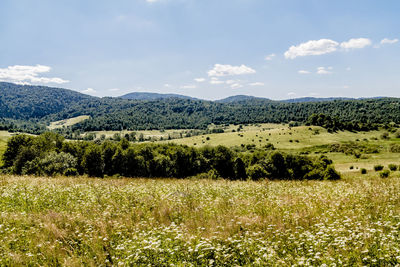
[0,0,399,100]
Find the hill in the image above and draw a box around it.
[216,95,270,103]
[0,82,94,120]
[2,83,400,133]
[282,97,354,103]
[120,92,194,100]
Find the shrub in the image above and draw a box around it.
[388,164,397,171]
[380,132,390,139]
[389,144,400,153]
[361,168,367,174]
[380,170,390,178]
[374,165,384,171]
[323,166,341,180]
[247,164,268,180]
[64,168,78,176]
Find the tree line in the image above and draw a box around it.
[3,83,400,133]
[1,133,340,181]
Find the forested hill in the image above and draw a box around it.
[0,82,94,119]
[120,92,195,100]
[2,82,400,132]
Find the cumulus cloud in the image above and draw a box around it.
[230,83,243,89]
[316,67,333,75]
[194,78,205,82]
[0,64,69,85]
[82,88,96,94]
[208,64,256,77]
[381,38,399,45]
[298,70,311,74]
[180,84,196,89]
[285,37,374,59]
[209,77,224,85]
[249,82,264,86]
[265,54,276,61]
[284,39,339,59]
[340,38,371,49]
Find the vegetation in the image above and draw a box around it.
[3,83,400,133]
[1,133,340,181]
[0,175,399,265]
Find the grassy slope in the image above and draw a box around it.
[0,175,398,265]
[159,124,400,173]
[48,115,90,130]
[0,131,12,165]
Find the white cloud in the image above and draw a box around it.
[225,79,237,85]
[249,82,264,86]
[284,39,339,59]
[164,83,171,87]
[346,67,351,71]
[180,84,196,89]
[380,38,399,45]
[209,77,224,85]
[82,88,96,94]
[340,38,371,49]
[316,67,333,75]
[298,70,310,74]
[108,88,120,92]
[194,78,205,82]
[265,54,276,61]
[208,64,256,77]
[230,83,243,89]
[146,0,159,2]
[0,64,69,85]
[287,92,296,97]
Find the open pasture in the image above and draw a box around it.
[0,175,399,265]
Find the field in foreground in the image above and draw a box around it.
[0,175,399,266]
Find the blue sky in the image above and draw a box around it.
[0,0,399,100]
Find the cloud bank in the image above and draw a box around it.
[0,65,69,85]
[208,64,256,77]
[285,38,372,59]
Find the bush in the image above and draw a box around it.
[388,164,397,171]
[380,170,390,178]
[361,168,367,174]
[247,164,268,180]
[64,168,78,176]
[380,132,390,139]
[323,166,341,180]
[374,165,384,171]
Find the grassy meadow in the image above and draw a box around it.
[0,174,399,265]
[1,126,400,265]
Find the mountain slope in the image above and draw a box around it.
[120,92,194,100]
[0,82,95,119]
[216,95,270,103]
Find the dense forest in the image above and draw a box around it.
[1,132,340,181]
[1,82,400,132]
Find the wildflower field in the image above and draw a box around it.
[0,174,399,266]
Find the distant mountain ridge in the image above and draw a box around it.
[216,95,270,103]
[1,82,398,134]
[120,92,195,100]
[0,82,94,119]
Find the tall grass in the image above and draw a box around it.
[0,174,399,265]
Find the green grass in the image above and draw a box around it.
[0,174,399,265]
[48,115,90,130]
[0,131,12,165]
